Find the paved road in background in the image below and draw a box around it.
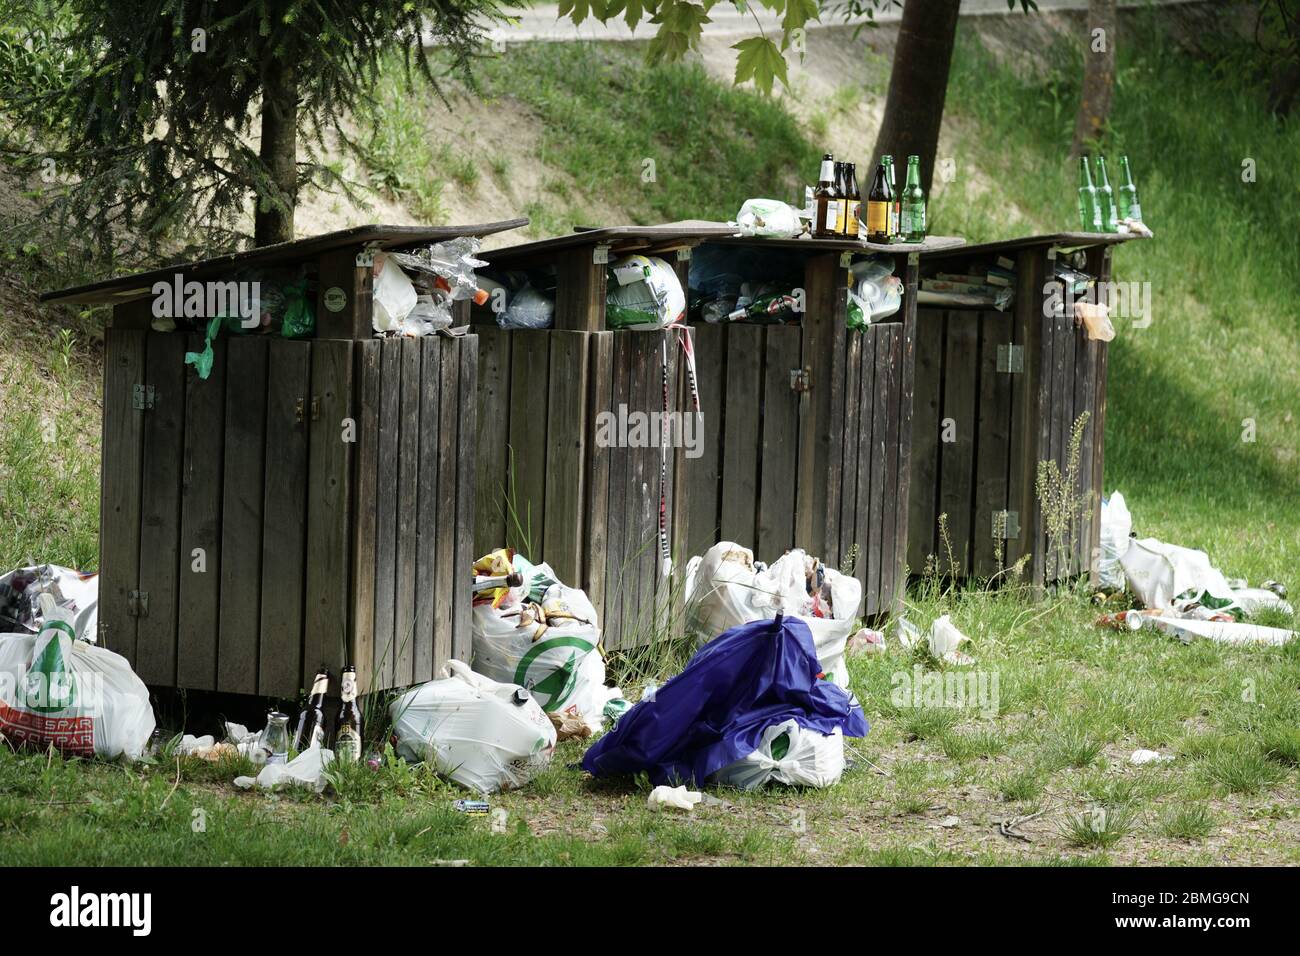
[467,0,1196,44]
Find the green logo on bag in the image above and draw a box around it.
[23,621,78,713]
[514,636,595,711]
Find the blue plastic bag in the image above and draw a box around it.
[582,615,868,786]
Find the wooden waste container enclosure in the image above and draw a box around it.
[904,232,1141,589]
[41,220,527,698]
[473,223,966,646]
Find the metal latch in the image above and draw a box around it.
[592,244,611,265]
[907,252,920,266]
[839,251,853,269]
[790,367,812,393]
[310,397,321,421]
[997,344,1024,374]
[993,511,1020,539]
[128,590,149,618]
[295,398,305,424]
[132,384,155,410]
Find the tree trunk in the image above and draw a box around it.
[872,0,962,196]
[1070,0,1117,157]
[255,63,298,247]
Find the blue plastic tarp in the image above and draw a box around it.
[582,615,869,786]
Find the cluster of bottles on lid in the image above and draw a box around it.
[1077,154,1143,232]
[813,153,927,244]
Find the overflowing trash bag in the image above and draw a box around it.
[582,615,868,787]
[685,542,860,688]
[1121,538,1238,611]
[471,549,611,733]
[1097,491,1133,592]
[499,283,555,329]
[0,595,155,759]
[606,255,686,330]
[0,563,98,641]
[389,660,556,794]
[710,720,846,791]
[733,198,801,239]
[846,255,903,328]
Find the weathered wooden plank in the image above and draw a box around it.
[683,323,724,561]
[473,327,511,553]
[838,328,862,572]
[350,340,381,693]
[853,328,875,608]
[1074,327,1097,581]
[972,314,1013,578]
[893,252,920,607]
[1007,249,1046,578]
[879,325,902,611]
[506,331,550,557]
[257,339,310,699]
[135,333,187,687]
[585,332,614,621]
[554,246,607,332]
[217,336,269,695]
[1030,250,1056,587]
[453,335,479,664]
[602,333,631,648]
[175,334,225,691]
[720,326,762,550]
[1048,308,1071,581]
[317,247,374,340]
[435,338,461,672]
[414,337,442,682]
[866,327,889,614]
[371,338,401,689]
[939,313,979,577]
[392,337,422,686]
[907,309,944,574]
[625,331,659,646]
[99,327,146,663]
[798,253,838,551]
[757,325,801,558]
[542,331,590,586]
[823,281,849,562]
[303,340,353,686]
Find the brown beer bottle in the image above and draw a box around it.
[293,666,331,752]
[833,161,848,234]
[866,160,892,243]
[335,664,362,763]
[813,153,840,239]
[844,163,861,239]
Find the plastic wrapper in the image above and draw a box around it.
[847,256,903,328]
[500,284,555,329]
[709,720,846,790]
[372,255,418,332]
[391,238,489,303]
[389,660,556,794]
[0,564,98,642]
[606,255,685,330]
[733,198,801,238]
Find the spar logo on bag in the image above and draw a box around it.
[24,620,79,712]
[514,636,595,711]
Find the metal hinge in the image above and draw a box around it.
[592,244,611,265]
[676,247,692,262]
[132,384,155,410]
[790,367,812,393]
[993,511,1020,539]
[128,590,149,618]
[839,251,853,269]
[355,243,381,268]
[997,344,1024,374]
[907,252,920,266]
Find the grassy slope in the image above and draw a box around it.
[3,15,1299,865]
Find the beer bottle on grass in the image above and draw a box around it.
[335,664,362,764]
[293,666,330,752]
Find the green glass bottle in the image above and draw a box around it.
[1117,155,1142,223]
[1094,155,1118,232]
[1077,155,1101,231]
[900,155,926,242]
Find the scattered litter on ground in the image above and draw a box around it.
[898,614,975,665]
[234,745,333,793]
[1129,749,1174,766]
[648,785,704,812]
[583,615,867,787]
[389,659,556,794]
[453,800,490,815]
[1143,616,1294,647]
[846,627,886,656]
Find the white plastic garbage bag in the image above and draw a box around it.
[372,255,418,332]
[606,255,686,330]
[0,597,154,759]
[734,198,800,239]
[685,543,860,687]
[472,583,604,721]
[0,563,99,642]
[710,720,845,791]
[1098,491,1133,591]
[235,746,334,793]
[389,660,557,794]
[1121,538,1237,610]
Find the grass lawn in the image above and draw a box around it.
[2,14,1297,865]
